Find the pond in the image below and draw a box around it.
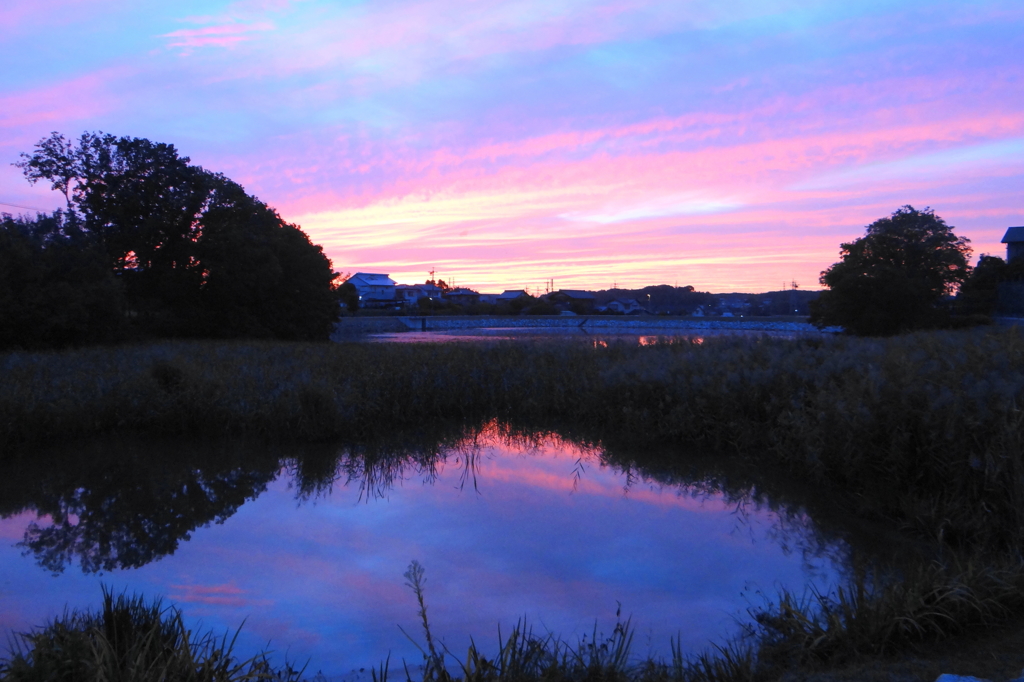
[0,427,850,680]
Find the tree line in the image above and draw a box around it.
[811,205,1023,335]
[1,132,340,350]
[2,133,1017,347]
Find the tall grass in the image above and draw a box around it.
[397,561,637,682]
[8,560,1024,682]
[387,558,1024,682]
[0,587,302,681]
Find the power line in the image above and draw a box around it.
[0,200,53,213]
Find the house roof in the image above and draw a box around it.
[498,289,529,299]
[556,289,595,300]
[350,273,395,285]
[445,288,479,296]
[1001,227,1024,243]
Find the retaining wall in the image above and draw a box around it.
[393,315,829,333]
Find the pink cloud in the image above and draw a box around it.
[0,69,124,133]
[168,582,271,607]
[264,90,1023,292]
[162,22,276,51]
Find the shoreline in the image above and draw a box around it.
[332,314,836,339]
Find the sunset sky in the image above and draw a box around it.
[1,0,1022,293]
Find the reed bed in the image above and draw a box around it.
[0,587,302,681]
[7,559,1024,682]
[385,558,1024,682]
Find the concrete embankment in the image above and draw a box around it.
[331,317,407,340]
[333,315,833,338]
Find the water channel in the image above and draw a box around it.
[1,427,850,680]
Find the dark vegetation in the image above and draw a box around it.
[807,204,1024,335]
[958,254,1024,318]
[811,206,974,335]
[590,286,716,315]
[1,132,340,349]
[0,587,303,681]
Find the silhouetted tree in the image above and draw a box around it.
[14,131,340,343]
[338,281,359,313]
[957,255,1006,317]
[0,211,125,349]
[426,277,451,293]
[810,206,972,335]
[957,255,1024,318]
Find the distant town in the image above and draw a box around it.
[342,227,1024,320]
[341,272,821,317]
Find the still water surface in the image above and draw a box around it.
[1,429,845,679]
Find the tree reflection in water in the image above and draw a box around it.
[1,421,887,576]
[0,438,282,573]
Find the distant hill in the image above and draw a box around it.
[589,285,820,316]
[591,285,715,314]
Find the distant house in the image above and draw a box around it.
[606,298,643,314]
[394,283,444,307]
[396,285,414,303]
[396,284,424,304]
[717,295,750,315]
[547,289,596,312]
[1002,227,1024,263]
[420,283,443,298]
[997,227,1024,316]
[348,273,396,304]
[497,290,529,301]
[444,288,481,305]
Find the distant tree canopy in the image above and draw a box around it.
[810,206,972,336]
[591,284,715,314]
[3,131,340,348]
[957,254,1024,317]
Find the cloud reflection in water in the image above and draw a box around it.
[0,430,844,678]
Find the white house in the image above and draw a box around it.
[1002,227,1024,263]
[606,298,643,314]
[347,273,396,303]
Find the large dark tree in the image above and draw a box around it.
[810,206,972,336]
[13,131,340,343]
[0,211,125,349]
